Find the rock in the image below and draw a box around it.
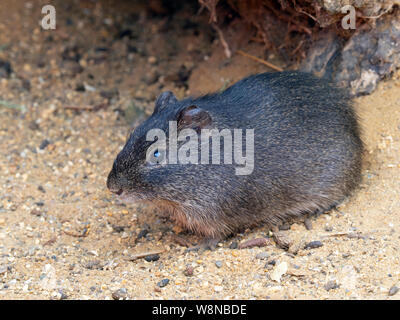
[267,259,276,266]
[157,278,170,288]
[300,30,342,79]
[304,218,313,230]
[52,289,68,300]
[112,288,128,300]
[0,265,8,275]
[39,264,57,291]
[302,12,400,96]
[335,12,400,96]
[238,238,268,249]
[304,241,323,249]
[84,260,102,270]
[270,261,288,283]
[324,280,340,291]
[135,225,150,242]
[30,209,42,217]
[0,59,12,78]
[229,241,238,249]
[75,83,85,92]
[215,261,223,268]
[337,265,358,291]
[100,89,119,100]
[39,139,51,150]
[144,254,160,262]
[58,289,68,300]
[214,285,223,292]
[255,252,269,260]
[112,225,125,233]
[148,56,157,64]
[83,83,96,92]
[184,266,194,276]
[388,285,399,296]
[288,237,306,255]
[322,0,397,17]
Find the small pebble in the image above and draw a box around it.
[136,228,149,241]
[112,225,125,233]
[57,289,68,300]
[39,139,51,150]
[270,261,288,282]
[304,219,313,230]
[388,285,399,296]
[30,209,42,217]
[84,260,102,270]
[100,89,118,100]
[144,254,160,262]
[112,288,128,300]
[255,252,269,260]
[148,56,157,64]
[304,241,323,249]
[267,259,276,266]
[75,83,85,92]
[0,59,12,78]
[214,285,223,292]
[0,265,8,275]
[157,279,170,288]
[229,241,238,249]
[238,238,268,249]
[184,266,194,276]
[215,261,223,268]
[324,280,340,291]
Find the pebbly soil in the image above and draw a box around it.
[0,0,400,300]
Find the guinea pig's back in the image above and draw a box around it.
[254,72,362,209]
[216,71,363,215]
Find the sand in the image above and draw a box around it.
[0,0,399,299]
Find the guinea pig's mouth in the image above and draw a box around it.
[113,190,148,204]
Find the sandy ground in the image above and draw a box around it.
[0,0,400,300]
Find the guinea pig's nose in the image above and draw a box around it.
[108,186,123,195]
[114,188,123,195]
[106,168,123,195]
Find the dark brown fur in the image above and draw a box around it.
[107,71,363,240]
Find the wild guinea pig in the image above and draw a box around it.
[107,71,363,249]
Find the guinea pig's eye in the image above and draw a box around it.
[146,146,166,166]
[153,149,165,164]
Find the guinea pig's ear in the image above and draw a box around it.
[177,105,212,133]
[153,91,178,114]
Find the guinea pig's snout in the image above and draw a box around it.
[109,186,123,195]
[106,165,123,195]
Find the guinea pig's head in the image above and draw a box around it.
[106,91,213,203]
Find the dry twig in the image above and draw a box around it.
[212,23,232,59]
[237,50,283,71]
[125,250,164,261]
